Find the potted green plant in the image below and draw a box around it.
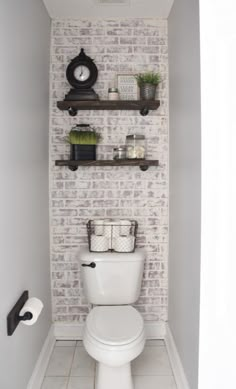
[135,72,161,101]
[67,124,101,161]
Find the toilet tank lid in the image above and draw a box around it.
[79,248,146,263]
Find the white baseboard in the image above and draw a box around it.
[54,321,166,340]
[27,325,56,389]
[165,323,190,389]
[54,323,84,339]
[145,321,166,339]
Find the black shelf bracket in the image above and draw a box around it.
[68,107,78,116]
[140,107,149,116]
[69,165,79,171]
[139,165,149,171]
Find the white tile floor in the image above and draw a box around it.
[41,339,177,389]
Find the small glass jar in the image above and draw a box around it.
[113,146,127,160]
[126,135,146,159]
[108,88,119,101]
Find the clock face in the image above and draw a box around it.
[74,65,91,82]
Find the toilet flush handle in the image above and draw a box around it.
[81,262,96,269]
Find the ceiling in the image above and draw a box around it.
[43,0,174,19]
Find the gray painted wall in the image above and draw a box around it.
[0,1,51,388]
[168,0,201,388]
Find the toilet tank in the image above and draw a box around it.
[79,248,145,305]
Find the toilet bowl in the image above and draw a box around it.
[83,305,145,389]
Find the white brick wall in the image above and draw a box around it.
[50,18,169,324]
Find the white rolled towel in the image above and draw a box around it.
[91,234,109,252]
[113,235,135,253]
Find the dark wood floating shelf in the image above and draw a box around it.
[57,100,160,116]
[55,159,159,172]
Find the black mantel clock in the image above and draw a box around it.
[64,48,99,101]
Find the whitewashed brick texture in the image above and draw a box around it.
[50,19,169,324]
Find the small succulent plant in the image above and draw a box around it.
[135,72,162,86]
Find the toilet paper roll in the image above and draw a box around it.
[113,235,135,253]
[93,219,104,236]
[104,219,120,237]
[104,219,120,249]
[120,220,132,236]
[19,298,44,326]
[91,234,109,252]
[104,219,112,237]
[111,220,121,239]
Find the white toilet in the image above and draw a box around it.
[79,248,146,389]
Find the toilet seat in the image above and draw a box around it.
[83,305,145,368]
[86,306,144,346]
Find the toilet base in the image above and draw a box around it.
[96,362,134,389]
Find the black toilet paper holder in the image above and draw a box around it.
[7,290,32,336]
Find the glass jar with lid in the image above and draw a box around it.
[108,87,119,101]
[126,135,146,159]
[113,146,127,160]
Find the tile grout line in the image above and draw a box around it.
[66,343,78,389]
[65,376,70,389]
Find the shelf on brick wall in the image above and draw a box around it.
[55,159,159,171]
[57,100,160,116]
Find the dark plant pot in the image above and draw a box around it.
[70,144,96,160]
[140,83,157,100]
